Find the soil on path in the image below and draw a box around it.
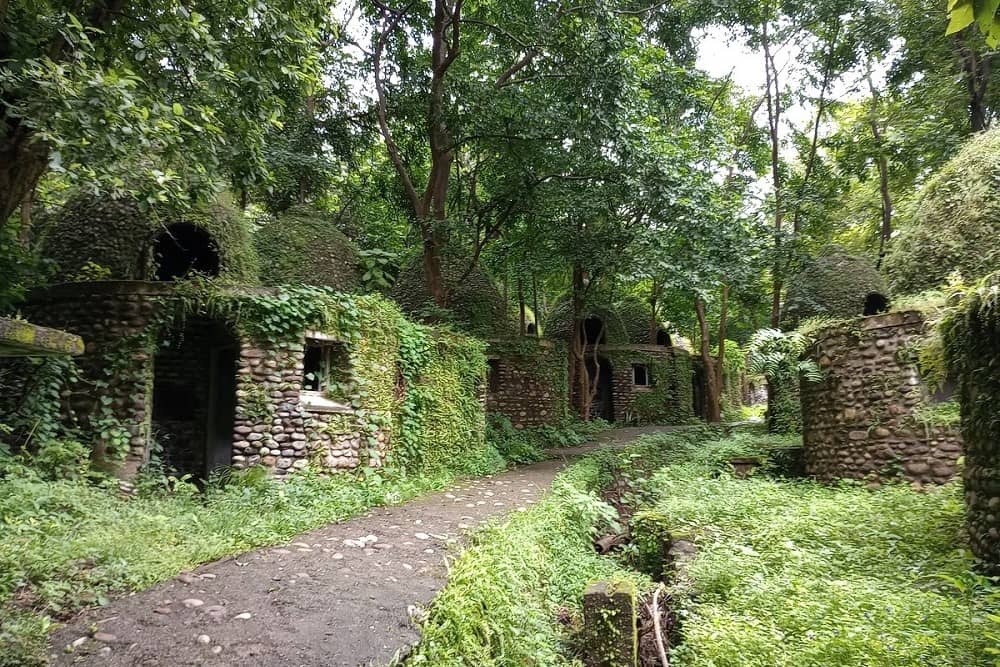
[49,426,670,666]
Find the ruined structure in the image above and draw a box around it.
[5,196,488,481]
[801,311,962,485]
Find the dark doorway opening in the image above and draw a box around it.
[153,223,221,281]
[152,318,237,481]
[526,322,537,336]
[586,356,615,422]
[692,361,706,420]
[863,292,889,316]
[583,316,607,345]
[656,329,672,346]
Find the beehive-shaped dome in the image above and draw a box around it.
[391,251,512,337]
[42,194,258,283]
[886,127,1000,294]
[254,206,360,291]
[783,251,888,325]
[542,294,630,345]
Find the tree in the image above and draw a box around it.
[0,0,328,228]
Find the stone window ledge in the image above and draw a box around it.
[300,392,353,414]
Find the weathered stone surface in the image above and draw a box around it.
[0,317,85,357]
[581,580,637,667]
[801,311,962,485]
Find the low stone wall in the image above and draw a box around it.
[486,338,568,427]
[801,311,962,485]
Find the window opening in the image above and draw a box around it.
[633,363,650,387]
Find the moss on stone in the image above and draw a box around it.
[783,250,887,325]
[542,294,630,345]
[254,206,361,291]
[391,251,513,337]
[886,127,1000,295]
[0,318,84,357]
[41,192,258,283]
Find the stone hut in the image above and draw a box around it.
[542,296,693,424]
[801,311,962,485]
[6,197,490,481]
[783,250,889,326]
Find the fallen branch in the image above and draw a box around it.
[652,583,669,666]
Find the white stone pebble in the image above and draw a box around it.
[182,599,204,609]
[196,634,211,645]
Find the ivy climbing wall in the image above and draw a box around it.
[802,311,962,485]
[943,275,1000,573]
[4,281,493,480]
[603,345,693,425]
[486,338,568,427]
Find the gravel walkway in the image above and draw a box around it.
[49,426,670,666]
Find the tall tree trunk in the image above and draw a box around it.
[696,297,721,422]
[531,274,540,335]
[867,66,894,268]
[955,30,991,132]
[18,185,34,246]
[649,280,662,343]
[763,21,784,328]
[714,284,730,401]
[0,127,48,231]
[570,262,591,420]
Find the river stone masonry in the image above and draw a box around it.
[801,310,962,485]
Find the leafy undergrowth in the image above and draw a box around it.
[409,428,995,666]
[486,415,611,464]
[647,459,990,666]
[408,454,648,665]
[0,465,457,666]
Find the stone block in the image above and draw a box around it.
[581,580,637,667]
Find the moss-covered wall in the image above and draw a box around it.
[254,206,361,291]
[486,338,569,427]
[391,252,513,338]
[542,297,630,345]
[943,274,1000,573]
[784,251,887,325]
[3,281,493,480]
[602,345,693,425]
[887,127,1000,295]
[41,195,258,284]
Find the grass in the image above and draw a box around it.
[407,428,995,666]
[0,465,457,665]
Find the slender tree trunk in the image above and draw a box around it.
[763,22,784,328]
[0,127,48,231]
[649,280,662,343]
[17,185,34,246]
[570,262,590,420]
[867,67,894,268]
[954,31,991,132]
[517,275,526,336]
[531,274,540,335]
[695,297,721,422]
[715,284,730,401]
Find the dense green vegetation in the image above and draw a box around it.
[410,429,994,666]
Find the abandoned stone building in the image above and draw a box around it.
[3,194,699,484]
[801,311,962,486]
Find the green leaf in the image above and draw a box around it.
[946,2,975,35]
[171,102,184,116]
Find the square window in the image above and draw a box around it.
[302,339,349,394]
[632,364,650,387]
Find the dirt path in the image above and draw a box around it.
[49,426,670,666]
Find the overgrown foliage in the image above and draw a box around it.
[747,328,823,433]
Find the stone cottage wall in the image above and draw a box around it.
[231,338,374,476]
[19,281,165,475]
[604,345,693,425]
[12,281,377,478]
[801,311,962,485]
[486,339,568,427]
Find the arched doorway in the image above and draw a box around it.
[586,356,615,422]
[583,316,607,345]
[152,223,221,281]
[656,329,672,346]
[863,292,889,316]
[152,317,238,480]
